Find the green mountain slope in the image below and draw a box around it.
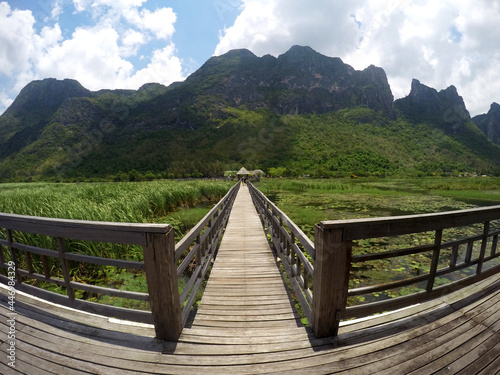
[1,46,499,181]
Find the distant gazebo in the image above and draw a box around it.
[236,167,250,180]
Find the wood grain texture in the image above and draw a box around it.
[1,272,498,373]
[0,185,499,373]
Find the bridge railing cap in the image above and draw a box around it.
[318,205,500,241]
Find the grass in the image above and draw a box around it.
[0,179,234,308]
[0,179,233,223]
[255,176,500,308]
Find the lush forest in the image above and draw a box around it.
[2,106,496,182]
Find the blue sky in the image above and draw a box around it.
[1,0,500,116]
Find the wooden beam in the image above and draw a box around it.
[312,225,351,338]
[319,205,500,241]
[143,227,182,341]
[0,212,169,245]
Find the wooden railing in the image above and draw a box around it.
[0,182,239,341]
[249,183,500,338]
[3,180,500,342]
[315,206,500,337]
[174,181,240,326]
[248,183,315,323]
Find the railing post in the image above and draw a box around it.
[426,229,442,293]
[312,225,352,338]
[476,221,490,275]
[143,226,182,341]
[57,237,75,300]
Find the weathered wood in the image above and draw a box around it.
[426,229,443,292]
[312,226,351,338]
[57,237,74,300]
[0,276,154,323]
[142,228,182,341]
[249,183,315,259]
[2,272,499,373]
[476,221,490,274]
[63,252,144,269]
[321,205,500,240]
[174,182,239,259]
[344,264,500,319]
[248,182,314,326]
[6,229,21,282]
[0,212,169,245]
[491,234,498,257]
[68,281,149,301]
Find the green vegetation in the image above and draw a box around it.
[0,179,233,308]
[0,179,232,223]
[2,105,500,182]
[256,177,500,306]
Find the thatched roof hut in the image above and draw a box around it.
[236,167,250,176]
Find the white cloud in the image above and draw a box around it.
[0,3,36,76]
[50,0,63,20]
[215,0,500,115]
[125,7,176,40]
[35,25,135,90]
[120,29,145,57]
[0,91,13,111]
[128,44,184,87]
[0,0,185,114]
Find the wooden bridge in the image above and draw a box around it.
[1,182,500,374]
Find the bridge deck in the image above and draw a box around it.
[1,185,500,374]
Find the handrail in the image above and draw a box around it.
[248,182,500,339]
[174,182,240,326]
[247,182,314,323]
[4,180,500,342]
[313,205,500,338]
[0,182,239,341]
[0,214,178,338]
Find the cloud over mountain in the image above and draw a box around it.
[215,0,500,116]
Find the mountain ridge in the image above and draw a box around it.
[1,45,500,181]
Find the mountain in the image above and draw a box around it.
[472,102,500,144]
[0,79,92,158]
[395,79,471,133]
[394,79,500,164]
[179,45,396,119]
[1,46,500,181]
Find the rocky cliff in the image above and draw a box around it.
[395,79,471,134]
[473,102,500,144]
[178,45,396,119]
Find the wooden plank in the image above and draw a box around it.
[1,271,498,373]
[2,181,500,374]
[320,204,500,240]
[1,279,154,323]
[312,225,351,337]
[142,228,182,341]
[175,182,239,258]
[476,221,490,274]
[0,212,169,245]
[427,228,443,292]
[64,252,144,269]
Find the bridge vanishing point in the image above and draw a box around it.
[1,182,500,374]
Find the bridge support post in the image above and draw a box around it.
[143,227,182,341]
[312,225,352,338]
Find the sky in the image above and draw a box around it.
[1,0,500,117]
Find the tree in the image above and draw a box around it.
[268,167,287,177]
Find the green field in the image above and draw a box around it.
[255,177,500,236]
[3,177,500,310]
[0,179,234,308]
[255,177,500,306]
[0,179,234,236]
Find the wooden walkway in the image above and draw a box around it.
[1,185,500,374]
